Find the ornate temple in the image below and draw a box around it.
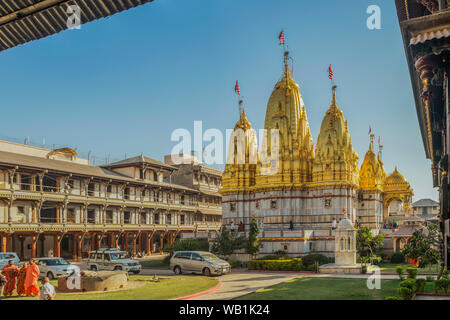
[220,50,416,256]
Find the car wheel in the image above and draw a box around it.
[47,272,54,280]
[174,266,182,275]
[202,267,211,277]
[114,266,122,271]
[90,265,97,271]
[132,270,140,275]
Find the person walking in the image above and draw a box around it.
[16,262,28,296]
[1,260,19,296]
[25,259,40,296]
[39,277,56,300]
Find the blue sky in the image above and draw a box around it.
[0,0,437,201]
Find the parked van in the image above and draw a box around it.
[170,251,230,276]
[88,248,141,274]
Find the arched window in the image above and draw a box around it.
[348,237,351,251]
[340,237,346,251]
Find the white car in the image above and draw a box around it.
[88,248,141,274]
[35,257,80,280]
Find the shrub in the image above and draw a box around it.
[435,278,450,294]
[258,253,290,261]
[391,252,405,263]
[302,254,328,266]
[370,255,382,265]
[415,279,426,293]
[248,258,303,271]
[398,279,417,300]
[227,259,240,269]
[426,275,435,282]
[361,265,367,274]
[398,287,414,300]
[396,266,404,280]
[406,267,418,279]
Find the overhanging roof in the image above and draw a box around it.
[0,0,154,53]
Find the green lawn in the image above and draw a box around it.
[235,277,433,300]
[140,258,170,269]
[1,275,217,300]
[377,263,440,274]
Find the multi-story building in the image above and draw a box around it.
[0,140,221,260]
[413,198,440,224]
[164,153,222,238]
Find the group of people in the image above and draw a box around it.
[230,221,245,233]
[384,221,398,229]
[0,259,55,300]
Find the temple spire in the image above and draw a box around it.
[239,99,243,117]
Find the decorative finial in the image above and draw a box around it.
[239,100,243,116]
[331,85,337,108]
[284,51,290,78]
[370,134,374,151]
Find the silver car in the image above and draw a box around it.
[0,252,20,269]
[35,257,80,280]
[170,251,231,276]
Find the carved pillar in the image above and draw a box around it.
[54,234,61,258]
[132,233,137,256]
[96,233,102,249]
[138,233,142,254]
[77,234,82,260]
[91,233,96,251]
[31,235,37,258]
[73,233,78,260]
[0,235,7,252]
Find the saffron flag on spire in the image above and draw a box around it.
[378,136,381,145]
[328,65,333,80]
[368,126,372,135]
[343,208,346,216]
[278,29,285,46]
[234,80,241,97]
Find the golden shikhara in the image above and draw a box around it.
[359,135,386,191]
[255,51,314,190]
[312,85,359,187]
[220,51,413,201]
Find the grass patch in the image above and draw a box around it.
[235,277,403,300]
[1,275,217,300]
[378,263,440,274]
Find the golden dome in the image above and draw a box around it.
[312,86,359,186]
[359,136,385,191]
[385,167,410,187]
[255,51,314,189]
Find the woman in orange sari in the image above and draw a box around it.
[1,260,19,296]
[24,259,40,296]
[16,262,28,296]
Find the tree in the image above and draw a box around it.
[246,216,260,257]
[211,225,234,257]
[356,226,385,257]
[211,225,245,257]
[401,224,440,269]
